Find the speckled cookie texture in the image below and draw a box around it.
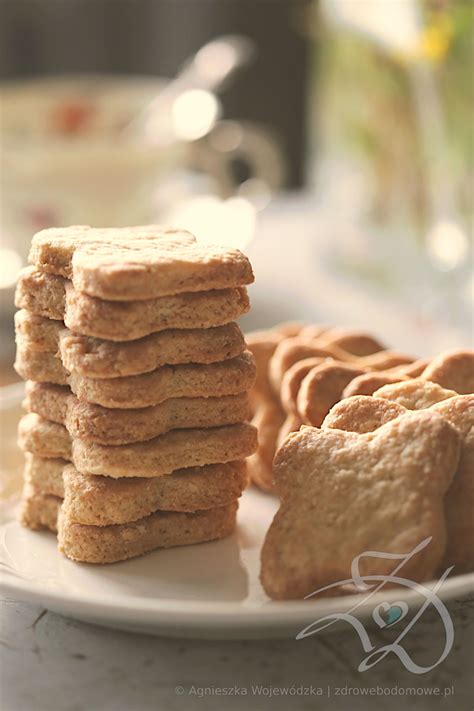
[245,321,473,499]
[324,387,474,574]
[19,399,256,476]
[16,350,256,408]
[16,267,250,341]
[16,310,246,377]
[72,423,257,478]
[58,502,239,564]
[245,324,419,492]
[25,382,251,445]
[29,225,254,300]
[19,413,72,460]
[260,411,460,600]
[62,462,247,524]
[23,452,66,498]
[23,453,247,525]
[20,484,61,532]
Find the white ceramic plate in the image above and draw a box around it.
[1,381,473,640]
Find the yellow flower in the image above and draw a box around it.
[420,17,453,62]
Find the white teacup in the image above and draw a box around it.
[0,75,184,269]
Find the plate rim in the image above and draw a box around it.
[2,538,473,630]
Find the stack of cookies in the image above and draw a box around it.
[247,323,473,491]
[15,226,257,563]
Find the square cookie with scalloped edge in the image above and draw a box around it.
[260,410,460,599]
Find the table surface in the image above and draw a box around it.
[1,594,473,711]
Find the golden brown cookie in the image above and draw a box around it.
[260,411,460,599]
[19,413,257,478]
[16,267,250,341]
[246,330,286,410]
[14,310,61,351]
[25,382,250,445]
[20,484,61,532]
[394,358,432,378]
[324,388,474,574]
[246,329,289,491]
[323,396,406,434]
[23,452,65,498]
[421,349,474,394]
[280,357,329,414]
[16,350,256,409]
[269,333,412,393]
[17,310,246,378]
[374,378,458,410]
[29,225,254,300]
[62,461,247,525]
[58,501,238,564]
[317,328,385,357]
[22,452,247,525]
[74,423,257,478]
[296,362,367,427]
[269,337,339,392]
[342,371,410,398]
[246,403,286,492]
[18,413,72,459]
[277,413,303,448]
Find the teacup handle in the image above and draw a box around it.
[192,119,286,198]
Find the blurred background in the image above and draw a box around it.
[0,0,472,383]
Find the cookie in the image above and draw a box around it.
[374,378,458,410]
[342,353,474,399]
[296,362,367,427]
[17,311,246,378]
[295,347,419,428]
[395,358,432,377]
[339,350,472,399]
[260,411,460,599]
[275,322,309,337]
[15,342,68,384]
[421,349,474,395]
[247,325,400,490]
[342,371,410,398]
[277,413,303,448]
[246,330,286,408]
[63,461,247,524]
[20,484,61,532]
[58,501,238,564]
[324,386,474,574]
[317,328,385,357]
[14,310,61,352]
[25,382,250,445]
[73,422,257,478]
[18,413,71,459]
[23,452,65,498]
[19,413,257,478]
[269,338,340,392]
[22,453,247,524]
[17,350,256,409]
[280,357,329,414]
[323,396,406,433]
[29,225,254,300]
[246,329,288,491]
[246,403,286,492]
[16,267,250,341]
[432,397,474,573]
[269,335,412,391]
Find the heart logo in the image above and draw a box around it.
[373,601,409,628]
